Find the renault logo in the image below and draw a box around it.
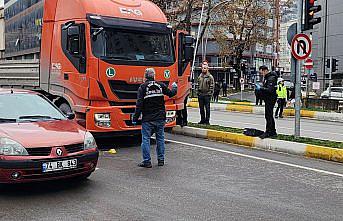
[56,148,63,156]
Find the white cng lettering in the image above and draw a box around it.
[119,8,143,16]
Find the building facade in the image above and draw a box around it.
[312,0,343,90]
[279,19,297,74]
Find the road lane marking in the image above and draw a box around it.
[166,139,343,178]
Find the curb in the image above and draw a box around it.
[172,126,343,163]
[188,101,343,123]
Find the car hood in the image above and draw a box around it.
[0,120,86,148]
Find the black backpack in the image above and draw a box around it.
[243,128,264,137]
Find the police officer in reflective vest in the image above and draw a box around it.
[275,78,287,118]
[132,68,178,168]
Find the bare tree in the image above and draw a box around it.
[151,0,214,40]
[212,0,274,84]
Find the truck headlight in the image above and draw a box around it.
[84,132,97,150]
[0,138,28,156]
[95,113,111,128]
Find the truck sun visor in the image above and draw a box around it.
[86,14,171,34]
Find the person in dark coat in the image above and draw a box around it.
[213,82,221,103]
[255,66,278,139]
[132,68,178,168]
[255,88,263,106]
[222,81,228,97]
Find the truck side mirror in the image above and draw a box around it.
[184,36,195,62]
[67,26,81,55]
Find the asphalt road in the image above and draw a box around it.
[1,135,342,221]
[188,108,343,141]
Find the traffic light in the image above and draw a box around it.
[326,58,330,69]
[332,59,339,73]
[303,0,322,31]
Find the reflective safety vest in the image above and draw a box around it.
[277,84,287,99]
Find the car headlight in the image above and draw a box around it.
[0,138,28,156]
[84,132,97,150]
[94,113,111,128]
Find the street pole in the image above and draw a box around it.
[295,0,303,137]
[306,68,310,105]
[322,0,328,91]
[191,3,205,81]
[329,57,332,98]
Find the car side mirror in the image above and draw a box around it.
[66,112,76,120]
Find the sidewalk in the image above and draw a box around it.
[188,100,343,123]
[172,125,343,164]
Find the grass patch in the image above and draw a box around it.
[188,122,343,149]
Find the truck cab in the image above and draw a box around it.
[3,0,193,135]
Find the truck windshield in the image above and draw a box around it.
[91,28,175,66]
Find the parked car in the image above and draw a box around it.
[0,89,99,183]
[320,87,343,100]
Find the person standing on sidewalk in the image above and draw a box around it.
[255,66,278,139]
[213,81,221,103]
[197,61,214,125]
[222,81,228,97]
[132,68,178,168]
[275,79,287,118]
[255,87,263,106]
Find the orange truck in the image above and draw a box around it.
[1,0,193,136]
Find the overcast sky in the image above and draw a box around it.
[0,0,3,7]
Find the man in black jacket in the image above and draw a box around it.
[132,68,178,168]
[255,66,278,139]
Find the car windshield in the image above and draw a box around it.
[0,94,66,123]
[92,28,175,64]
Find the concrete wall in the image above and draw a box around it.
[312,0,343,91]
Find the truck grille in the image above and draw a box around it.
[108,80,169,100]
[26,147,52,156]
[65,143,84,153]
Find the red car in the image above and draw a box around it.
[0,89,99,183]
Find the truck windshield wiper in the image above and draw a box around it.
[18,115,62,121]
[101,55,133,60]
[0,118,17,123]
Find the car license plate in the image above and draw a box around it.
[42,159,77,173]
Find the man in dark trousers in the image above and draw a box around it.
[213,81,221,102]
[255,66,278,139]
[222,81,228,97]
[255,88,263,106]
[197,61,214,125]
[132,68,178,168]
